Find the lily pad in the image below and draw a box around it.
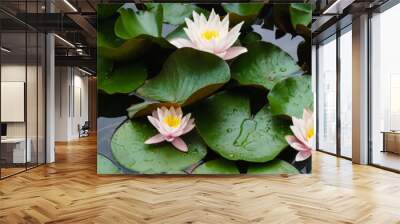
[146,3,208,25]
[289,3,312,29]
[222,3,264,25]
[194,91,291,163]
[97,154,122,174]
[193,159,240,174]
[111,120,207,174]
[267,75,313,118]
[222,3,264,16]
[98,60,147,94]
[101,35,174,61]
[231,41,301,90]
[247,160,299,174]
[137,48,230,105]
[98,4,122,19]
[114,6,163,40]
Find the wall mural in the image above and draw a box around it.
[97,3,313,175]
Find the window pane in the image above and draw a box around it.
[371,4,400,171]
[340,29,352,158]
[318,37,337,154]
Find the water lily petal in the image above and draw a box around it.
[295,150,312,162]
[171,137,188,152]
[285,135,310,152]
[222,47,248,60]
[145,134,165,144]
[290,125,308,146]
[169,38,195,49]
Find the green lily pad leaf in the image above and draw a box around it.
[289,3,312,29]
[241,31,262,46]
[268,75,313,118]
[98,4,122,19]
[222,3,264,25]
[166,24,187,41]
[222,3,264,16]
[98,16,124,52]
[97,60,147,94]
[194,91,291,163]
[137,48,230,105]
[231,41,301,90]
[111,120,207,174]
[97,154,122,174]
[247,160,299,174]
[99,34,174,61]
[193,159,240,174]
[146,3,208,25]
[115,6,163,40]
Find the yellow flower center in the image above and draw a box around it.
[306,128,315,141]
[202,29,219,41]
[163,115,181,128]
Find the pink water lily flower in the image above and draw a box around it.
[285,109,315,162]
[169,9,247,60]
[145,106,195,152]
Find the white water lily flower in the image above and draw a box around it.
[145,106,195,152]
[169,9,247,60]
[285,109,315,162]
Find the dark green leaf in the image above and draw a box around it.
[99,34,174,61]
[97,154,122,174]
[194,91,291,163]
[98,61,147,94]
[146,3,208,25]
[111,120,207,174]
[247,160,299,174]
[268,75,313,118]
[222,3,264,16]
[222,3,264,26]
[98,92,141,118]
[241,31,262,46]
[289,3,312,29]
[97,4,122,19]
[231,41,301,90]
[137,48,230,105]
[115,6,163,40]
[193,159,240,174]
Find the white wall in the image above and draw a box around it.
[54,67,89,141]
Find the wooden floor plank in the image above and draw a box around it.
[0,135,400,223]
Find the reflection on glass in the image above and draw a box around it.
[1,31,27,177]
[371,4,400,171]
[318,37,337,154]
[340,29,352,158]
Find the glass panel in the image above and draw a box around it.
[27,30,38,169]
[371,5,400,171]
[317,36,337,154]
[1,30,27,177]
[38,32,45,165]
[340,29,352,158]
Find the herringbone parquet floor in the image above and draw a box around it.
[1,135,400,224]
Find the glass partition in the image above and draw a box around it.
[339,27,353,158]
[317,36,337,154]
[0,1,46,179]
[370,4,400,171]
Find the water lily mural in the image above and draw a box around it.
[97,3,313,175]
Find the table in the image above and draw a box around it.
[1,138,32,163]
[381,131,400,154]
